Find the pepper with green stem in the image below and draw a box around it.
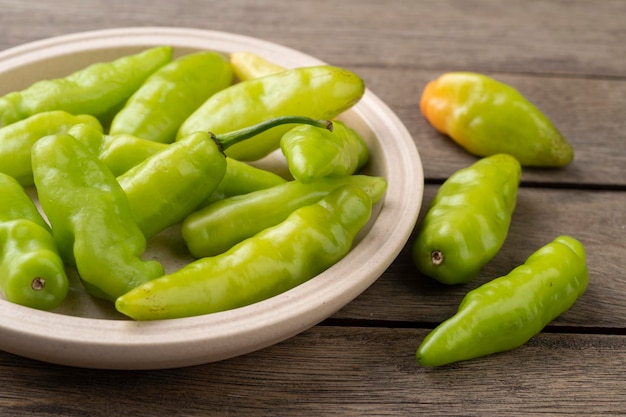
[118,116,334,239]
[177,65,365,161]
[116,185,374,320]
[0,173,69,310]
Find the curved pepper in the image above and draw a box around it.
[116,185,373,320]
[416,235,589,367]
[31,134,164,301]
[0,173,68,310]
[229,51,286,81]
[420,72,574,167]
[118,116,333,239]
[177,65,365,161]
[68,122,288,204]
[109,50,234,143]
[182,174,387,258]
[0,46,172,128]
[280,120,369,182]
[0,111,102,186]
[412,154,521,285]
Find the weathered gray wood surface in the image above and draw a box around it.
[0,0,624,415]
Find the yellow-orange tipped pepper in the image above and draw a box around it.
[420,72,574,167]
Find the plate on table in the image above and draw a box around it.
[0,27,424,369]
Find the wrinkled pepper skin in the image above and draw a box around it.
[109,51,234,143]
[229,51,286,81]
[412,154,521,285]
[177,65,365,161]
[420,72,574,167]
[116,185,373,320]
[416,236,589,367]
[0,46,172,128]
[183,174,387,258]
[32,134,164,301]
[280,120,369,182]
[0,111,102,186]
[0,173,68,310]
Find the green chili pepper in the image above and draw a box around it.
[109,50,234,143]
[68,122,288,202]
[0,111,103,186]
[0,46,172,128]
[118,116,334,239]
[116,185,373,320]
[412,154,521,285]
[0,173,69,310]
[177,65,365,161]
[420,72,574,167]
[31,134,164,301]
[183,174,387,258]
[416,235,589,367]
[199,157,287,206]
[280,120,369,183]
[229,51,286,81]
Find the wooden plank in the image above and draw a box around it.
[333,185,626,328]
[0,327,624,416]
[1,1,625,78]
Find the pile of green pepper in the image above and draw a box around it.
[0,46,385,318]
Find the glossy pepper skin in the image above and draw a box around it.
[182,174,387,258]
[412,154,521,285]
[177,65,365,161]
[421,72,574,167]
[280,120,369,182]
[0,111,102,186]
[0,173,68,310]
[0,46,172,128]
[31,134,164,301]
[416,235,589,367]
[118,116,332,239]
[116,185,373,320]
[109,51,234,143]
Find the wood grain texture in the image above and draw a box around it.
[0,327,625,416]
[0,0,624,415]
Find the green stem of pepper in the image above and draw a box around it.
[211,116,333,153]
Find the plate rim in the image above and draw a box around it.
[0,26,424,369]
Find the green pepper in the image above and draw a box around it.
[116,185,373,320]
[109,50,234,143]
[416,235,589,367]
[420,72,574,167]
[0,111,103,186]
[199,157,287,206]
[0,173,68,310]
[280,120,369,182]
[0,46,172,128]
[118,116,333,239]
[31,134,164,301]
[182,174,387,258]
[412,154,521,285]
[177,65,365,161]
[229,51,286,81]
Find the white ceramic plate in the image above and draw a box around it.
[0,27,423,369]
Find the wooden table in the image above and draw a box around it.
[1,1,624,415]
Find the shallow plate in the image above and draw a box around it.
[0,27,423,369]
